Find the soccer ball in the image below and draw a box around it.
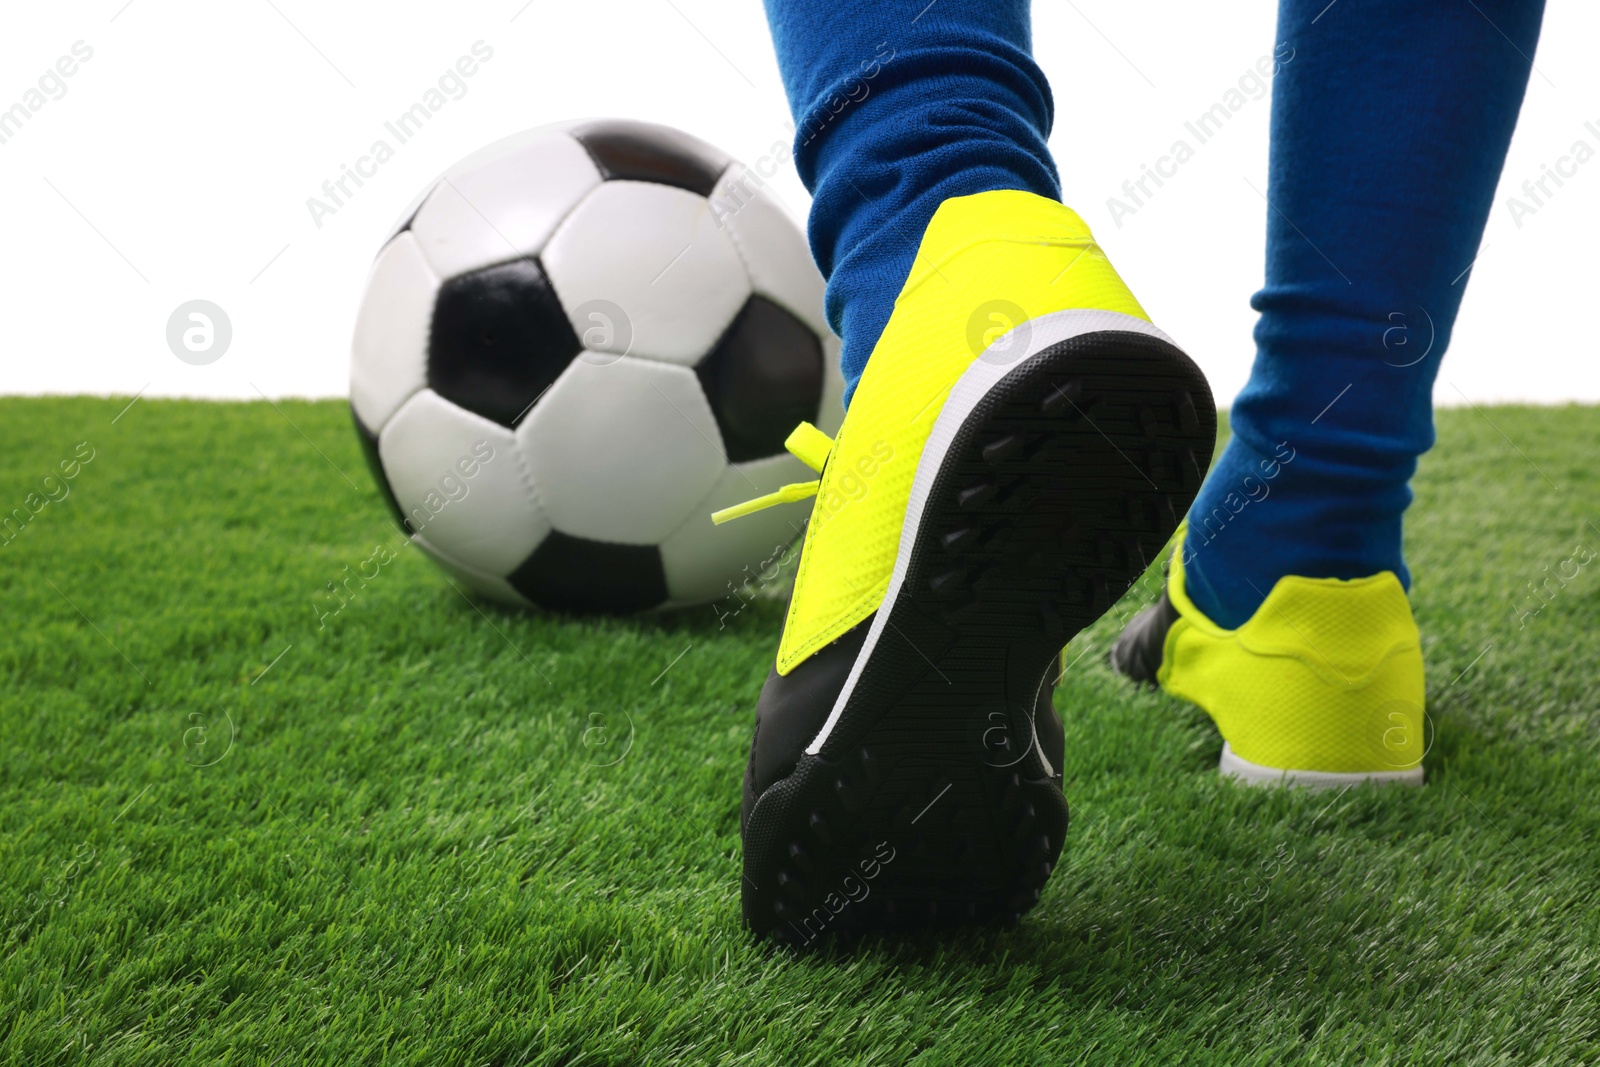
[349,119,842,613]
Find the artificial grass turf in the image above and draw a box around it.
[1,394,1598,1066]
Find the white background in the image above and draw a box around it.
[0,0,1595,407]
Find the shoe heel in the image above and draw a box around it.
[1219,742,1424,790]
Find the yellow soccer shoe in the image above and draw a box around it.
[722,190,1217,942]
[1110,525,1427,789]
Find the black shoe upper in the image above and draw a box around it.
[741,613,1067,832]
[1107,589,1179,685]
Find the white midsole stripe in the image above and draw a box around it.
[1218,743,1425,789]
[803,309,1176,759]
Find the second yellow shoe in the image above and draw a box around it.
[723,190,1216,941]
[1110,524,1427,789]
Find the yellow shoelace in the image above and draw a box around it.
[710,421,834,525]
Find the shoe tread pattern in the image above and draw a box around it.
[742,331,1216,943]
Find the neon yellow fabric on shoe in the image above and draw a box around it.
[781,422,835,473]
[1160,524,1427,776]
[769,189,1149,674]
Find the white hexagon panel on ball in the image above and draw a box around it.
[408,130,603,283]
[515,354,726,545]
[542,181,752,366]
[349,232,437,434]
[379,389,550,576]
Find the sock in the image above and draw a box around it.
[1182,0,1546,628]
[762,0,1058,407]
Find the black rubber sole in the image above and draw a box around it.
[741,330,1216,944]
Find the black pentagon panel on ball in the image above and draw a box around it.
[509,531,668,613]
[570,119,731,197]
[696,296,825,462]
[427,257,581,428]
[350,408,409,534]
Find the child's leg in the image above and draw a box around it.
[1183,0,1547,627]
[764,0,1058,405]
